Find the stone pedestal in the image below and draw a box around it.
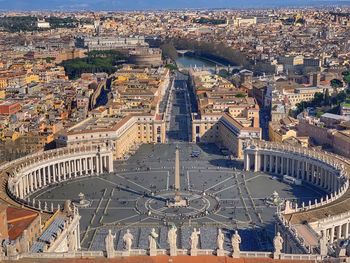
[149,249,157,256]
[170,248,177,256]
[273,252,281,259]
[217,249,225,256]
[232,251,240,258]
[190,249,198,256]
[106,251,114,259]
[121,251,130,257]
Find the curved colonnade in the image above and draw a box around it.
[244,140,350,246]
[244,140,349,208]
[5,145,114,213]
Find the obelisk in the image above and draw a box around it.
[168,146,187,207]
[174,146,181,202]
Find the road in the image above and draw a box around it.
[166,71,192,143]
[259,107,270,140]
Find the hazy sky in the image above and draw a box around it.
[0,0,349,10]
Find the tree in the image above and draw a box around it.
[330,79,344,89]
[313,92,324,106]
[160,42,178,61]
[324,88,330,106]
[342,71,350,84]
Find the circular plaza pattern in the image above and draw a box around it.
[10,142,329,251]
[136,189,220,221]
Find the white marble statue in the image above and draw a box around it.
[149,228,159,251]
[105,229,116,258]
[273,232,283,254]
[190,228,200,250]
[319,230,328,256]
[231,230,241,257]
[123,229,134,251]
[217,229,224,250]
[168,225,177,251]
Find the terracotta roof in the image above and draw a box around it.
[7,206,39,241]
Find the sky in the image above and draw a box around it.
[0,0,349,11]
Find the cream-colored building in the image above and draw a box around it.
[268,117,308,147]
[190,69,261,159]
[57,113,166,160]
[192,112,261,159]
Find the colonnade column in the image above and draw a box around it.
[48,165,51,184]
[269,155,273,173]
[274,156,278,174]
[330,227,335,243]
[254,153,259,172]
[108,155,113,173]
[245,153,250,171]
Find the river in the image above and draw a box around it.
[175,54,218,68]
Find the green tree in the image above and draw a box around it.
[324,88,330,106]
[342,71,350,84]
[330,78,344,89]
[313,92,324,106]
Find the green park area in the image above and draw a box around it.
[0,16,78,32]
[60,50,126,80]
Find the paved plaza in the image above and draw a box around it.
[30,143,324,251]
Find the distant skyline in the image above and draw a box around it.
[0,0,349,11]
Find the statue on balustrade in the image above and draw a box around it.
[190,228,200,250]
[149,228,158,250]
[19,230,29,253]
[105,229,116,258]
[68,231,77,252]
[217,229,224,250]
[168,224,177,252]
[231,230,241,258]
[273,232,283,258]
[319,230,328,256]
[123,229,134,251]
[5,242,18,257]
[149,228,159,256]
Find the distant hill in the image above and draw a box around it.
[0,0,349,11]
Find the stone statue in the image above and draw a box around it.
[149,228,159,256]
[63,200,72,214]
[105,229,116,258]
[68,231,76,252]
[123,229,134,251]
[217,229,224,250]
[19,230,30,253]
[319,231,328,256]
[149,228,158,250]
[168,224,177,253]
[190,228,200,250]
[231,230,241,258]
[6,242,18,257]
[273,232,283,258]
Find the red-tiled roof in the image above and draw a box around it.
[7,207,39,241]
